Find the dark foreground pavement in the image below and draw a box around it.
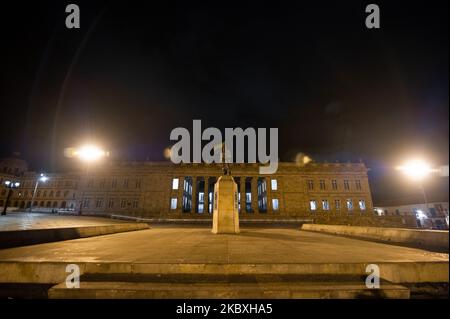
[0,227,448,298]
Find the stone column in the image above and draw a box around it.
[240,177,246,213]
[176,177,184,215]
[265,177,272,213]
[251,177,258,213]
[191,177,197,213]
[204,177,209,214]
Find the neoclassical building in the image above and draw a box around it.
[0,156,374,220]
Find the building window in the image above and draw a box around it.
[356,180,362,190]
[271,179,278,191]
[83,198,91,208]
[123,179,129,188]
[112,178,117,188]
[132,200,139,208]
[307,180,314,190]
[198,192,204,213]
[120,199,127,208]
[108,199,114,208]
[310,200,317,211]
[346,199,353,210]
[322,200,330,211]
[335,199,341,210]
[344,180,350,190]
[172,178,179,190]
[170,198,178,210]
[359,200,366,211]
[135,179,141,188]
[319,180,325,190]
[332,180,338,190]
[96,198,103,208]
[272,198,279,211]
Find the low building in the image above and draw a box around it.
[374,202,449,230]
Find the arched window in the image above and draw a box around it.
[52,201,58,208]
[61,201,66,208]
[46,201,51,207]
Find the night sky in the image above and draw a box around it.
[0,0,448,203]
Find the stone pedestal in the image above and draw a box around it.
[212,175,240,234]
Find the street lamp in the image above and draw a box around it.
[397,160,434,224]
[29,173,48,212]
[73,144,107,162]
[2,180,21,215]
[72,144,108,215]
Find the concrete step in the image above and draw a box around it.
[48,280,410,299]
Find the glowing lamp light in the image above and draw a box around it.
[416,210,427,219]
[74,145,106,162]
[397,160,433,180]
[4,180,20,188]
[39,173,48,182]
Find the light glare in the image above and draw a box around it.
[398,160,433,180]
[75,145,106,162]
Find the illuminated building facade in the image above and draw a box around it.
[0,156,375,221]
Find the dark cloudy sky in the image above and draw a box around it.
[0,0,448,203]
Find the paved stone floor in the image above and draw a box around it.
[0,213,127,231]
[0,226,447,263]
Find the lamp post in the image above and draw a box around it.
[30,173,48,212]
[72,144,107,215]
[2,180,21,215]
[397,160,434,225]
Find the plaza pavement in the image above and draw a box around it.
[0,220,447,298]
[0,226,447,264]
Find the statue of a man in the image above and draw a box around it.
[221,143,231,176]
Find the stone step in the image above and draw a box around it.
[48,281,410,299]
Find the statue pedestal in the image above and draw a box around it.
[212,175,240,234]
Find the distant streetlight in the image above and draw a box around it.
[30,173,49,212]
[73,144,107,162]
[2,180,21,215]
[397,159,434,224]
